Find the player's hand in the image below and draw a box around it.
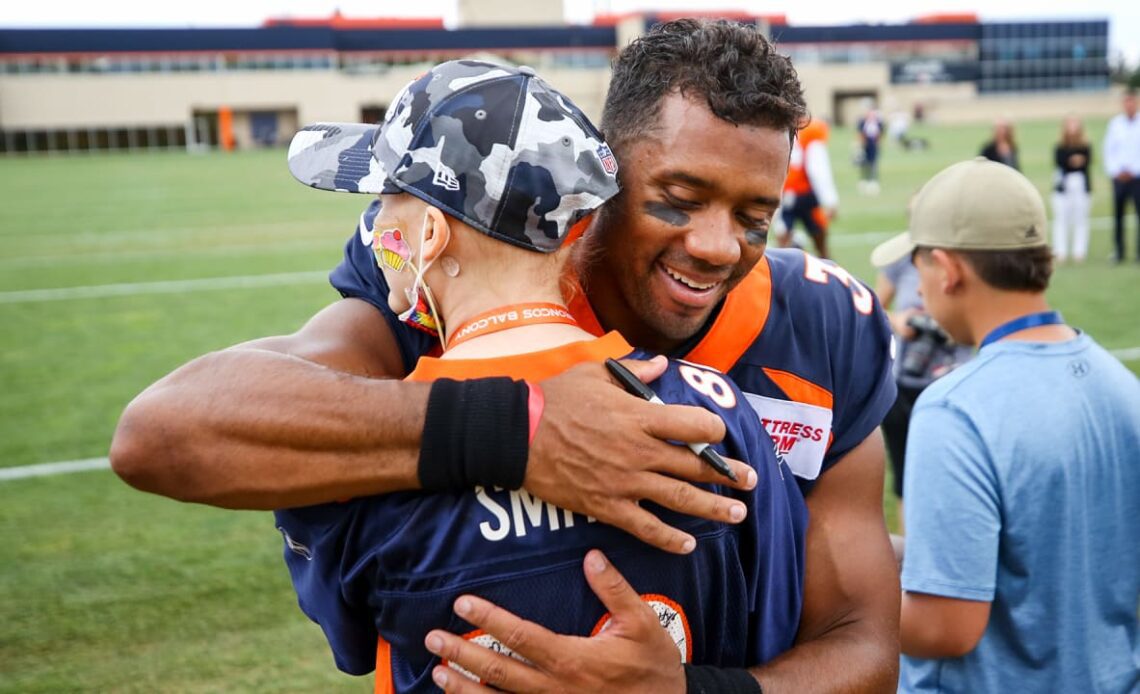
[425,550,686,694]
[526,356,756,555]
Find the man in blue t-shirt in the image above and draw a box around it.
[871,254,973,527]
[871,158,1140,693]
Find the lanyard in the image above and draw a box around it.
[979,310,1064,350]
[447,302,578,350]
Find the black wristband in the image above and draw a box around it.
[418,377,530,492]
[683,665,763,694]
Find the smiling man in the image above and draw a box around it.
[111,18,899,692]
[582,95,788,352]
[423,21,899,691]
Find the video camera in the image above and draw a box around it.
[901,313,953,380]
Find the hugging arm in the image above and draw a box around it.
[110,298,428,509]
[111,302,752,550]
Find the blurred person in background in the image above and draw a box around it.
[873,158,1140,693]
[888,108,928,152]
[979,118,1019,170]
[1051,115,1093,264]
[856,99,883,195]
[1105,88,1140,263]
[870,251,972,534]
[779,116,838,258]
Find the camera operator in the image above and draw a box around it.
[872,254,973,530]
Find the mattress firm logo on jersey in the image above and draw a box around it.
[474,486,597,541]
[743,394,832,480]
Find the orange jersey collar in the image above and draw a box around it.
[566,257,773,373]
[406,331,633,382]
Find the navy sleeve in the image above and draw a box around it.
[274,503,379,675]
[645,355,807,663]
[770,251,897,471]
[328,199,437,375]
[824,269,896,464]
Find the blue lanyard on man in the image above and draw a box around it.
[979,311,1065,350]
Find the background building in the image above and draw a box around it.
[0,9,1114,153]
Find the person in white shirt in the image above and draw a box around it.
[1104,89,1140,263]
[1052,116,1093,263]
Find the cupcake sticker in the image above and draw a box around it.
[374,228,412,272]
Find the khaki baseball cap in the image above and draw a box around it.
[870,157,1048,268]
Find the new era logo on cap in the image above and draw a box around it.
[286,59,620,254]
[433,166,461,192]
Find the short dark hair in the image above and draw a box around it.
[600,19,808,154]
[917,245,1054,291]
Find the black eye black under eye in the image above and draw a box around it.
[744,230,768,247]
[643,200,690,228]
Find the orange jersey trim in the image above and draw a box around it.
[683,257,773,373]
[564,258,773,374]
[761,367,834,411]
[374,638,394,694]
[405,331,633,382]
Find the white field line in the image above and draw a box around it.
[0,457,110,481]
[0,238,332,268]
[0,270,327,303]
[1111,347,1140,362]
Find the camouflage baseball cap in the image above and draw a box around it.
[287,59,620,253]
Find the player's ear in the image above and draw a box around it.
[421,206,452,264]
[931,248,965,294]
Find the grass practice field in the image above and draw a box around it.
[2,117,1137,692]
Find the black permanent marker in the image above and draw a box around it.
[604,358,739,483]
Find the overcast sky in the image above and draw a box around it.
[3,0,1136,63]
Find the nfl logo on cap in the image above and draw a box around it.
[597,144,618,176]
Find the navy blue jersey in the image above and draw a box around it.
[672,249,897,492]
[275,334,807,690]
[331,201,896,495]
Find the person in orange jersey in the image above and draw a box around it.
[779,117,839,258]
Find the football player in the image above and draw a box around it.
[275,59,808,692]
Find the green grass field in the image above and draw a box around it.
[1,118,1137,692]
